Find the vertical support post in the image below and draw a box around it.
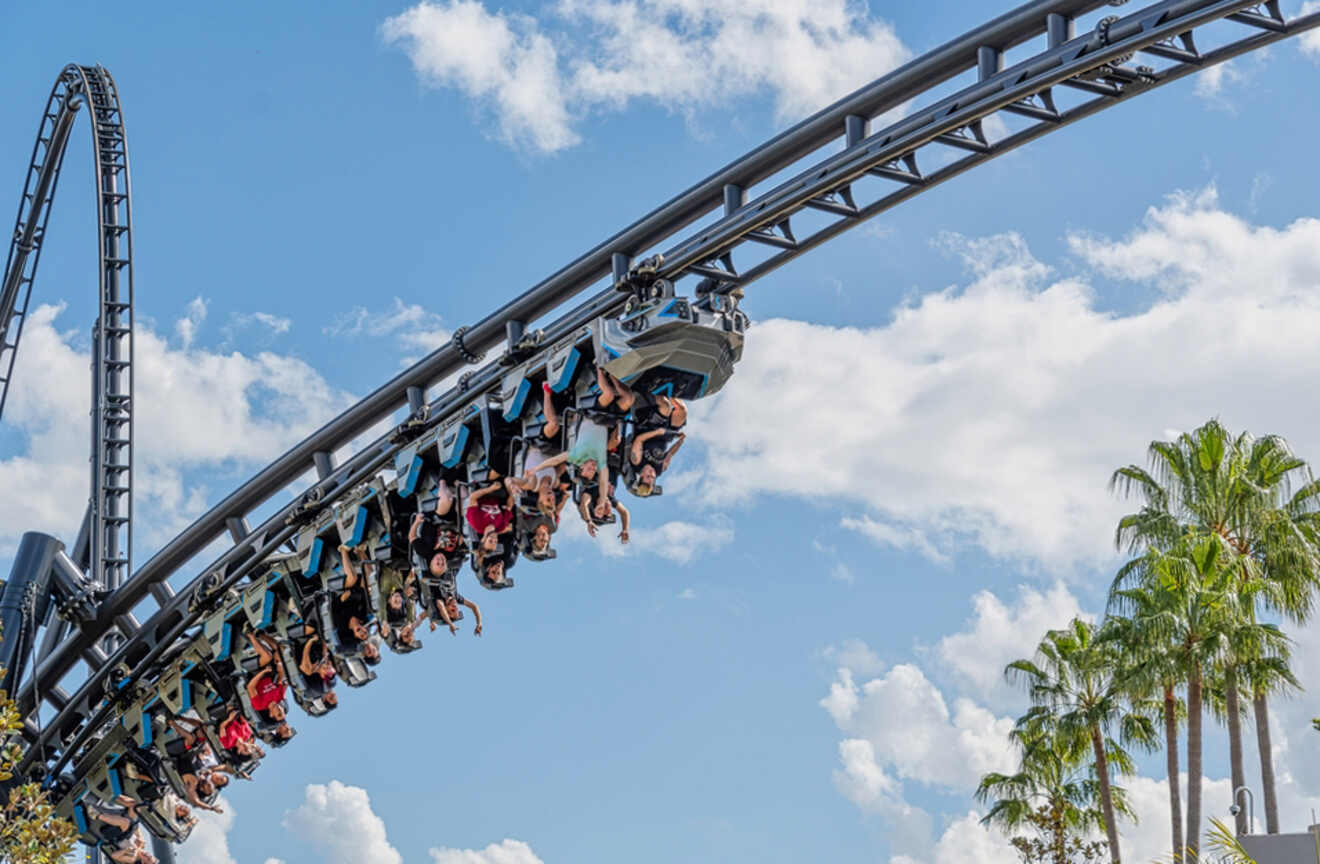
[406,386,426,416]
[1047,13,1074,48]
[845,114,869,148]
[312,451,336,480]
[505,319,525,347]
[0,532,62,699]
[224,516,250,543]
[611,252,631,286]
[151,834,177,864]
[977,45,1004,80]
[723,184,745,216]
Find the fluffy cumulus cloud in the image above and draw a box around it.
[383,0,909,152]
[0,301,356,556]
[177,795,236,864]
[930,582,1088,711]
[599,515,734,563]
[429,839,546,864]
[282,781,403,864]
[691,187,1320,570]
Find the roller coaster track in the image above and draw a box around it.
[0,65,135,602]
[3,0,1319,818]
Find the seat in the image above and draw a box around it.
[593,293,745,399]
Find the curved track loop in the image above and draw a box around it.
[0,65,136,596]
[8,0,1320,787]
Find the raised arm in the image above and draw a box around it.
[630,428,666,463]
[577,493,596,537]
[661,432,686,471]
[466,481,504,505]
[463,597,483,636]
[524,451,569,477]
[617,501,631,543]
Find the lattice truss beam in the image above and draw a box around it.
[7,0,1318,786]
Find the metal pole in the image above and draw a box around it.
[151,834,176,864]
[0,532,61,698]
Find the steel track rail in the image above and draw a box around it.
[0,65,137,607]
[15,0,1320,782]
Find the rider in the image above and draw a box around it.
[334,544,382,663]
[294,626,339,709]
[243,629,293,739]
[423,551,484,638]
[626,427,685,497]
[465,477,517,585]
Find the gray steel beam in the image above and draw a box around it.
[0,532,61,698]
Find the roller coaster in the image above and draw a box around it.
[2,1,1317,861]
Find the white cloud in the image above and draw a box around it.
[324,296,450,363]
[176,296,208,348]
[1193,59,1243,106]
[383,0,909,153]
[600,516,734,564]
[926,811,1019,864]
[1301,3,1320,58]
[821,637,885,678]
[930,582,1087,711]
[842,515,948,565]
[177,795,236,864]
[235,311,293,335]
[692,187,1320,569]
[429,839,545,864]
[0,302,356,556]
[282,781,403,864]
[824,663,1015,792]
[677,587,696,599]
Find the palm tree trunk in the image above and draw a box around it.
[1092,724,1122,864]
[1253,690,1279,834]
[1226,665,1247,835]
[1164,685,1183,861]
[1187,666,1204,863]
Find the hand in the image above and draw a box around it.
[379,623,390,638]
[338,544,352,554]
[449,623,458,636]
[474,624,483,637]
[586,522,598,538]
[430,621,437,632]
[619,530,630,544]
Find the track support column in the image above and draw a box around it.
[0,532,62,698]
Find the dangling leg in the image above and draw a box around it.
[595,365,618,407]
[541,382,561,439]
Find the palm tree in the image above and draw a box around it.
[977,724,1126,864]
[1111,420,1320,834]
[1106,601,1185,861]
[1112,534,1240,862]
[1007,618,1156,864]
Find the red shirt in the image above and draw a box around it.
[466,503,512,535]
[251,674,286,712]
[219,716,252,750]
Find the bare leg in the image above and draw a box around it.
[435,479,454,517]
[541,382,561,438]
[245,631,273,668]
[608,372,636,412]
[338,545,360,590]
[595,365,618,407]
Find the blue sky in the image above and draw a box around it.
[4,2,1320,863]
